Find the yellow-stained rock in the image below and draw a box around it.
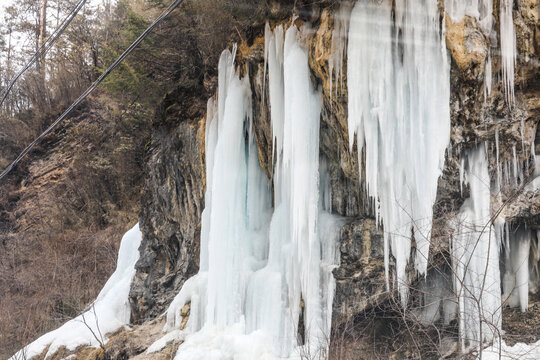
[445,14,488,77]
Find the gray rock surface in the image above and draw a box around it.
[129,89,206,322]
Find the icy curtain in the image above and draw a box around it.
[167,25,341,359]
[203,47,272,330]
[263,24,324,354]
[453,145,502,351]
[347,0,450,304]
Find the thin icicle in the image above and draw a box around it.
[460,156,465,195]
[513,145,519,187]
[329,2,353,101]
[484,51,492,98]
[495,127,502,192]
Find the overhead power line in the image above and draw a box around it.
[0,0,88,108]
[0,0,186,182]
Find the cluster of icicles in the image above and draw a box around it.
[158,0,524,358]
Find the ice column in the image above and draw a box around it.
[503,228,531,312]
[204,48,273,329]
[347,0,450,304]
[452,145,502,351]
[256,24,339,356]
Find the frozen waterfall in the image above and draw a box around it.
[163,24,343,359]
[347,0,450,303]
[162,1,524,358]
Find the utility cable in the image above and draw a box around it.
[0,0,88,108]
[0,0,186,181]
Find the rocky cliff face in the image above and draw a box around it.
[129,86,207,323]
[125,1,540,358]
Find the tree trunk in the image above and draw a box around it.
[38,0,47,73]
[38,0,49,110]
[7,27,12,115]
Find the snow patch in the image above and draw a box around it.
[10,224,142,359]
[481,339,540,359]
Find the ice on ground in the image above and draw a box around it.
[481,339,540,359]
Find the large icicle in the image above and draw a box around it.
[452,145,502,351]
[347,0,450,303]
[164,25,342,360]
[500,0,516,105]
[11,224,143,359]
